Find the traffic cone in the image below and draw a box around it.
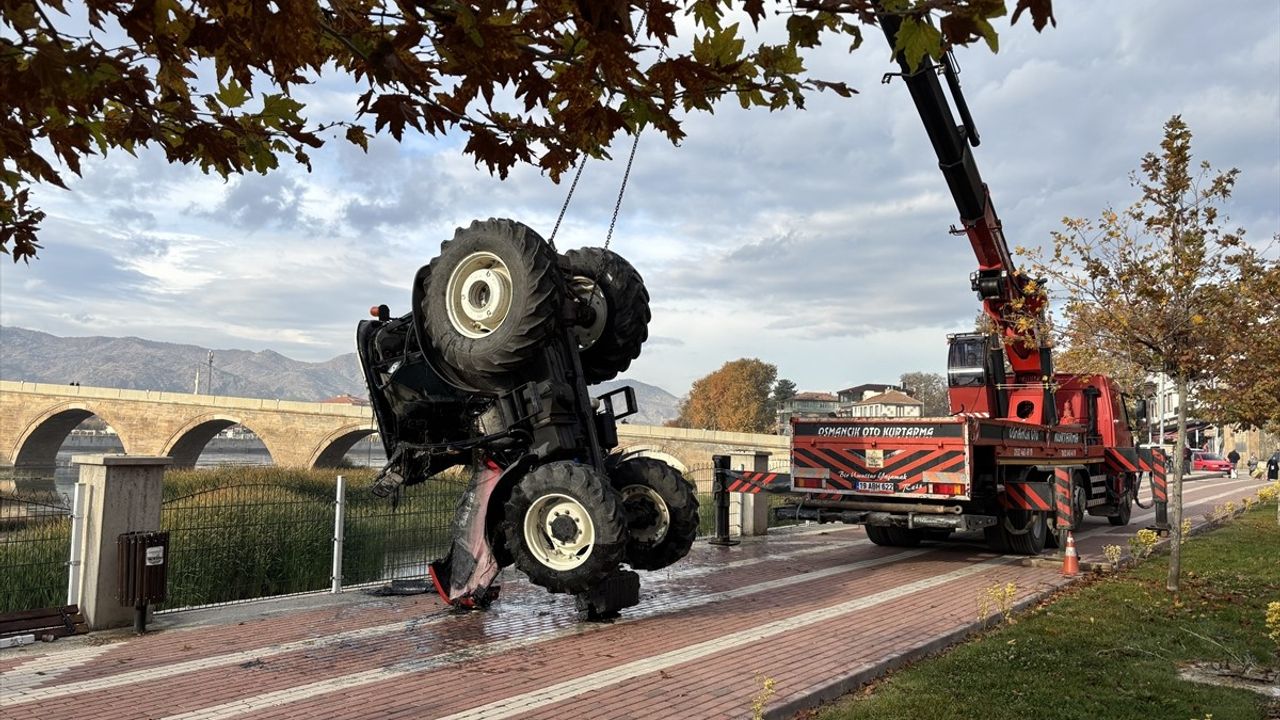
[1060,531,1080,577]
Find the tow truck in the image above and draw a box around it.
[773,12,1168,554]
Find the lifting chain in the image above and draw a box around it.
[547,159,586,250]
[604,130,641,250]
[549,8,658,252]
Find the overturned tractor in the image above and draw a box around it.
[357,218,698,610]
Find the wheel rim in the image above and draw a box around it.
[570,276,609,350]
[445,251,514,338]
[522,493,596,571]
[620,484,670,543]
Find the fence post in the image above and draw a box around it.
[66,483,91,606]
[708,455,739,547]
[730,452,771,536]
[331,475,346,593]
[71,454,169,630]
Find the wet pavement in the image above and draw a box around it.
[0,472,1267,720]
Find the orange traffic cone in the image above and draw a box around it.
[1060,531,1080,577]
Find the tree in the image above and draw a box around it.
[1193,244,1280,432]
[674,358,777,432]
[767,377,798,425]
[898,371,947,416]
[1,0,1056,261]
[1021,116,1278,594]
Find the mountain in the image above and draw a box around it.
[0,327,680,424]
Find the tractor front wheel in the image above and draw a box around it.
[504,462,626,594]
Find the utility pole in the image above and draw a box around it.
[206,351,214,395]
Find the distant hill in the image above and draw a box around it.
[0,326,679,425]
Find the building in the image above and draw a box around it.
[845,389,924,418]
[1144,372,1214,450]
[776,392,841,434]
[836,383,900,405]
[776,384,926,433]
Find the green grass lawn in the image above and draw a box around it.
[816,503,1280,720]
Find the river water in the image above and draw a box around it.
[47,435,387,495]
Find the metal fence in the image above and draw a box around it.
[159,482,336,610]
[156,470,468,612]
[342,477,465,586]
[0,490,72,614]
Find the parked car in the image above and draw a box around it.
[1191,451,1233,474]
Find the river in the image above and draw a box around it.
[46,435,387,495]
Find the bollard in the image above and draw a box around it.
[708,455,739,547]
[1149,450,1170,533]
[331,475,346,593]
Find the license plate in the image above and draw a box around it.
[856,481,896,492]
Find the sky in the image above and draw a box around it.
[1,0,1278,399]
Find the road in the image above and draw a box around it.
[0,472,1268,720]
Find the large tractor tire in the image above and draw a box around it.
[865,525,923,548]
[562,247,650,384]
[422,219,562,390]
[503,462,627,594]
[607,457,699,571]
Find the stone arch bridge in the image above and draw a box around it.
[0,381,788,482]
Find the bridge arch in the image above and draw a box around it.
[613,445,689,473]
[11,401,130,476]
[309,423,379,469]
[163,414,273,469]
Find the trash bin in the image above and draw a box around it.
[117,531,169,632]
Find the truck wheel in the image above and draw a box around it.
[1108,489,1133,526]
[984,525,1010,553]
[607,457,698,571]
[865,526,922,547]
[423,219,561,389]
[1002,510,1047,555]
[503,462,626,594]
[562,247,650,384]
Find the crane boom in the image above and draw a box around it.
[880,11,1059,422]
[878,12,1056,424]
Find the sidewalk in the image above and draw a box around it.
[0,473,1266,720]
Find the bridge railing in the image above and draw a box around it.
[0,488,72,614]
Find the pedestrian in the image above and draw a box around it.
[1227,448,1240,479]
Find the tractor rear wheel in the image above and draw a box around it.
[503,462,626,594]
[422,219,561,390]
[562,247,650,384]
[607,457,698,571]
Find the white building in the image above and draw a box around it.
[845,390,924,419]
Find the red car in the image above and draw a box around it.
[1191,451,1233,474]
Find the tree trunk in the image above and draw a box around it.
[1167,373,1188,594]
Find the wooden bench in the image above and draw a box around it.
[0,604,89,641]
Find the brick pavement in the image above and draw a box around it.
[0,473,1266,720]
